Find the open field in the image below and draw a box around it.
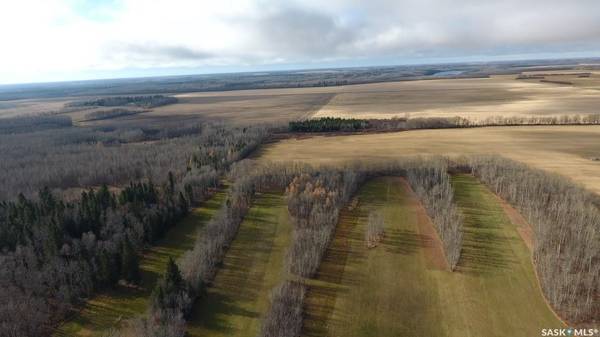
[520,70,600,90]
[85,74,600,124]
[311,75,600,120]
[0,97,73,118]
[187,191,291,337]
[257,125,600,194]
[150,92,335,124]
[5,70,600,126]
[53,189,226,337]
[302,176,562,337]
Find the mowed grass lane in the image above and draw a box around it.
[302,176,563,337]
[186,191,292,337]
[445,174,563,335]
[54,189,226,337]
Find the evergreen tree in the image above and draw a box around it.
[164,257,183,292]
[98,251,120,287]
[178,192,188,215]
[121,237,141,284]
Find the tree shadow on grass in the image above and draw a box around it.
[187,193,281,336]
[302,178,430,337]
[452,175,519,276]
[301,202,365,337]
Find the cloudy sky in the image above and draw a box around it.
[1,0,600,84]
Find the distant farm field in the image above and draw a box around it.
[257,125,600,194]
[302,176,562,337]
[309,75,600,120]
[6,73,600,125]
[138,75,600,123]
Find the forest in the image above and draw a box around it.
[0,115,270,336]
[68,95,178,108]
[83,108,141,121]
[1,110,597,336]
[0,114,268,200]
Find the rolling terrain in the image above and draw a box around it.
[4,68,600,125]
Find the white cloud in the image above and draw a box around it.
[1,0,599,83]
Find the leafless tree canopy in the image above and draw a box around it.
[366,210,385,248]
[0,119,270,336]
[406,161,464,270]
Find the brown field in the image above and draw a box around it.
[311,75,600,120]
[0,98,73,118]
[256,125,600,194]
[0,69,600,124]
[142,74,600,123]
[5,71,600,125]
[148,91,335,124]
[520,70,600,90]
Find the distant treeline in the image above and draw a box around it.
[1,58,588,100]
[69,95,177,108]
[84,108,140,121]
[288,114,600,133]
[0,115,72,134]
[289,117,370,132]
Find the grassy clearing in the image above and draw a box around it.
[53,189,226,337]
[302,177,445,337]
[302,176,562,337]
[186,191,291,337]
[441,174,563,335]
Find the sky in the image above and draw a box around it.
[1,0,600,84]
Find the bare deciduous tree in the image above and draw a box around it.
[366,210,385,248]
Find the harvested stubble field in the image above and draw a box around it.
[309,75,600,120]
[130,74,600,123]
[187,191,292,337]
[520,70,600,91]
[7,71,600,125]
[150,92,336,124]
[257,125,600,194]
[302,176,562,337]
[54,189,227,337]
